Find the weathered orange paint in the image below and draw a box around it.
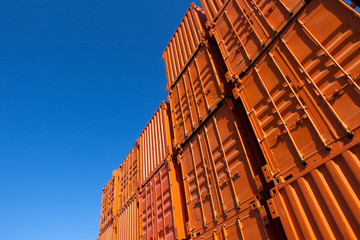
[207,0,307,80]
[139,102,174,186]
[114,196,138,240]
[99,169,120,239]
[139,160,188,240]
[179,99,269,237]
[118,143,139,212]
[232,0,360,181]
[168,41,228,147]
[163,3,208,90]
[268,139,360,239]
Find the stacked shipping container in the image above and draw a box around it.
[98,0,360,239]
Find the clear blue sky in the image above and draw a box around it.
[0,1,200,239]
[0,1,358,240]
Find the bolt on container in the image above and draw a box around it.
[163,3,208,90]
[232,0,360,181]
[114,196,138,240]
[99,169,120,235]
[205,0,307,81]
[267,139,360,239]
[179,99,270,237]
[168,40,229,148]
[139,160,188,240]
[118,143,139,212]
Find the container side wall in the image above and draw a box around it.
[233,0,360,179]
[179,100,266,236]
[163,4,208,89]
[212,0,306,78]
[118,144,139,212]
[169,42,228,147]
[268,141,360,239]
[139,102,173,185]
[115,197,138,240]
[98,221,114,240]
[139,162,187,240]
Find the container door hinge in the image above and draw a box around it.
[250,199,269,226]
[262,165,275,183]
[267,198,279,219]
[254,175,263,191]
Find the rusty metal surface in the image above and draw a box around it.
[179,99,267,236]
[163,3,208,90]
[99,170,120,234]
[115,196,138,240]
[268,140,360,239]
[210,0,306,79]
[233,0,360,180]
[139,161,187,240]
[168,41,228,147]
[118,143,139,212]
[139,102,173,185]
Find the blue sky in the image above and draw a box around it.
[0,1,358,240]
[0,1,200,239]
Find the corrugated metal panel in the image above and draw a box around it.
[200,0,228,23]
[139,102,173,185]
[118,143,139,211]
[139,161,187,240]
[192,209,271,240]
[98,220,114,240]
[211,0,306,79]
[163,3,208,90]
[168,41,228,147]
[179,99,267,236]
[233,0,360,180]
[100,170,120,233]
[267,140,360,239]
[115,196,138,240]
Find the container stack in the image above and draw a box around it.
[199,0,360,239]
[97,1,360,239]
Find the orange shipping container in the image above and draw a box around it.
[163,3,208,90]
[232,0,360,181]
[267,139,360,239]
[207,0,307,80]
[168,41,228,147]
[115,196,138,240]
[139,102,174,185]
[139,160,188,240]
[118,143,139,211]
[191,209,285,240]
[179,99,269,237]
[98,220,114,240]
[99,169,120,234]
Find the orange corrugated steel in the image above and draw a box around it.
[199,0,227,23]
[139,102,174,185]
[163,3,208,90]
[139,160,188,240]
[267,139,360,239]
[99,169,120,235]
[179,99,269,237]
[98,220,114,240]
[118,143,139,211]
[232,0,360,181]
[114,196,138,240]
[168,41,228,147]
[209,0,307,80]
[191,209,279,240]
